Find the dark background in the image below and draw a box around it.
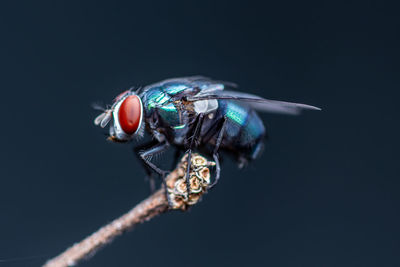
[1,1,399,266]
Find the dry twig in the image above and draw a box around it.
[43,153,214,267]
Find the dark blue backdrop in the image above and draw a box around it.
[1,0,399,266]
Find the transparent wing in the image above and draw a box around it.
[188,90,321,115]
[141,76,210,93]
[142,76,237,95]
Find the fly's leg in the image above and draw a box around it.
[209,117,227,189]
[185,113,205,196]
[201,116,228,188]
[138,141,170,176]
[136,141,174,206]
[134,140,159,193]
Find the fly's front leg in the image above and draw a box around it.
[136,141,173,206]
[185,113,205,196]
[138,141,170,176]
[134,140,159,193]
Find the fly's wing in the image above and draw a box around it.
[142,76,236,108]
[188,90,321,115]
[143,76,319,115]
[157,76,237,88]
[141,76,211,93]
[141,76,237,95]
[189,77,238,91]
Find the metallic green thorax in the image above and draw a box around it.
[142,84,189,128]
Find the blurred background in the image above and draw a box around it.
[0,0,399,266]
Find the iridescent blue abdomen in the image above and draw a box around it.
[214,100,265,160]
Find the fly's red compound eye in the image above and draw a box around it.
[118,95,142,135]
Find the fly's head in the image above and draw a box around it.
[94,90,144,143]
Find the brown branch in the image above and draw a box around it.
[43,153,214,267]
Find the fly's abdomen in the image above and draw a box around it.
[221,101,266,159]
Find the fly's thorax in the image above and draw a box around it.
[140,88,185,143]
[142,88,185,127]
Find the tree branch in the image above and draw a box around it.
[43,153,214,267]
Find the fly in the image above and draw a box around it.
[94,76,320,204]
